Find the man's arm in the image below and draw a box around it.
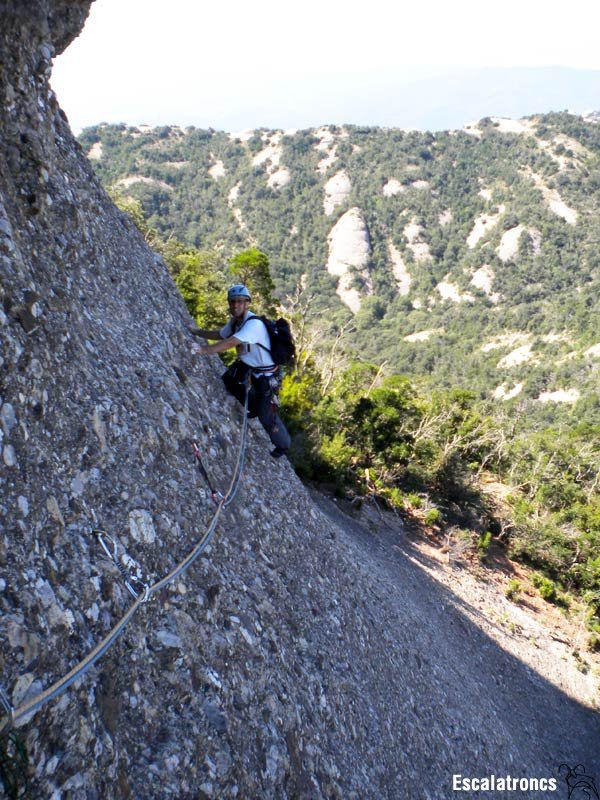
[188,325,223,340]
[192,335,241,356]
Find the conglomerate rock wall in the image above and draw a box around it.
[1,3,599,799]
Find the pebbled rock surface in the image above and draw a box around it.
[0,2,599,799]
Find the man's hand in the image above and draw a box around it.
[191,336,239,357]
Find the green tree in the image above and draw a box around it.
[173,250,226,328]
[110,189,161,248]
[229,248,276,315]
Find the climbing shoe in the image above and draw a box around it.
[270,446,288,459]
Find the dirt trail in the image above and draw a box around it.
[310,488,600,797]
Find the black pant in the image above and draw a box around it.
[222,362,291,451]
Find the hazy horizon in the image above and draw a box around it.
[52,0,600,134]
[61,65,600,135]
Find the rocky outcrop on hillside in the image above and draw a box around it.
[326,208,372,313]
[1,3,599,798]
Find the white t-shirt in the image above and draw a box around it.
[220,312,275,370]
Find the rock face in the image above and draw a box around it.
[1,4,599,799]
[323,171,352,216]
[326,208,371,313]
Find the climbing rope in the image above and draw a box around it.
[0,385,249,734]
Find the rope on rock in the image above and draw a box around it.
[0,385,250,734]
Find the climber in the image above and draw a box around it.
[189,284,291,459]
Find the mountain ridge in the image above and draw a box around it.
[80,115,600,413]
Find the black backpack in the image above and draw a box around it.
[256,316,296,366]
[238,314,296,366]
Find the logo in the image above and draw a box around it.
[559,764,599,800]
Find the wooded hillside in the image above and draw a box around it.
[80,114,599,407]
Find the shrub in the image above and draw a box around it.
[531,572,544,588]
[505,579,523,602]
[541,583,555,601]
[317,432,356,491]
[533,574,557,602]
[588,634,600,653]
[383,487,404,509]
[424,508,441,526]
[531,572,573,607]
[477,531,492,559]
[406,493,422,509]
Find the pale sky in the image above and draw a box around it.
[52,0,600,133]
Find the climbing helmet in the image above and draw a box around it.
[227,284,251,302]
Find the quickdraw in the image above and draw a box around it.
[94,529,146,600]
[191,440,224,506]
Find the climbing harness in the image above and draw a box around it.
[0,386,249,735]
